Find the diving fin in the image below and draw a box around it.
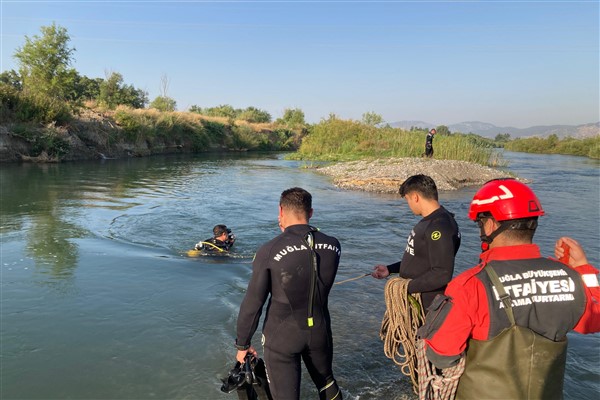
[220,361,245,394]
[220,354,272,400]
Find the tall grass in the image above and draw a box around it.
[290,118,500,165]
[111,107,298,152]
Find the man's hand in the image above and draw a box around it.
[372,264,390,279]
[236,346,257,364]
[555,237,588,267]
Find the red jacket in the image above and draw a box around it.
[422,244,600,366]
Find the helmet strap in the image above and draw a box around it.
[479,223,508,251]
[479,218,538,251]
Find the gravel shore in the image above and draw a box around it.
[317,157,514,193]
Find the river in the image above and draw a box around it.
[1,151,598,399]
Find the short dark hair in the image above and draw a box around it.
[501,227,536,242]
[280,187,312,218]
[213,224,229,237]
[399,174,438,201]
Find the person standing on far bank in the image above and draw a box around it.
[424,128,436,158]
[371,174,461,311]
[235,187,343,400]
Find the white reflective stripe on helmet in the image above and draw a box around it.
[471,185,514,206]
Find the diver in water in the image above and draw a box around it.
[195,225,236,253]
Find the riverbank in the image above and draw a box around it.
[0,107,301,163]
[317,157,514,192]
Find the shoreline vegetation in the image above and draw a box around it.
[2,22,598,194]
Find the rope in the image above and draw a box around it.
[416,339,465,400]
[199,241,226,252]
[333,273,370,285]
[379,277,425,394]
[380,277,466,399]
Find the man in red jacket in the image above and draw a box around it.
[418,178,600,399]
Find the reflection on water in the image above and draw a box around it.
[27,215,81,281]
[1,151,598,400]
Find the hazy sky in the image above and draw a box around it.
[1,1,598,127]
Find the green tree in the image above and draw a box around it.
[547,133,559,148]
[276,108,306,127]
[361,111,383,126]
[14,23,75,99]
[72,74,103,102]
[119,84,148,109]
[0,69,22,90]
[150,74,176,111]
[150,95,177,112]
[208,104,237,118]
[189,105,203,114]
[189,104,235,118]
[98,72,147,109]
[98,71,123,109]
[494,133,511,143]
[238,106,271,123]
[435,125,451,136]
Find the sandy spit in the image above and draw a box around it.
[316,157,513,193]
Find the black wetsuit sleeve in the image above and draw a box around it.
[387,261,401,274]
[407,221,456,294]
[236,245,271,347]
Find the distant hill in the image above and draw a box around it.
[387,120,600,139]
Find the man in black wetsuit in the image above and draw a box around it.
[234,187,343,400]
[371,174,461,311]
[194,224,235,253]
[424,128,436,158]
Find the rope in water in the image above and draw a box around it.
[380,277,425,394]
[333,273,370,285]
[416,339,465,400]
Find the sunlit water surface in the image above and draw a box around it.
[1,151,598,399]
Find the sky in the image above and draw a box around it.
[1,1,598,128]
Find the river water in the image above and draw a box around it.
[1,151,598,400]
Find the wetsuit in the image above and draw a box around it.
[387,206,461,310]
[420,244,600,398]
[424,132,434,157]
[236,224,342,400]
[196,237,234,252]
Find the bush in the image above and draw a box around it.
[505,135,599,159]
[238,107,271,123]
[228,125,259,150]
[0,83,20,120]
[275,108,306,129]
[0,84,72,124]
[114,108,144,140]
[13,124,71,159]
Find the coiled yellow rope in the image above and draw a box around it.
[379,277,425,394]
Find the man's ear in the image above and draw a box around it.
[485,218,499,236]
[308,208,314,219]
[411,192,420,203]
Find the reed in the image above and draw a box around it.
[290,118,501,166]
